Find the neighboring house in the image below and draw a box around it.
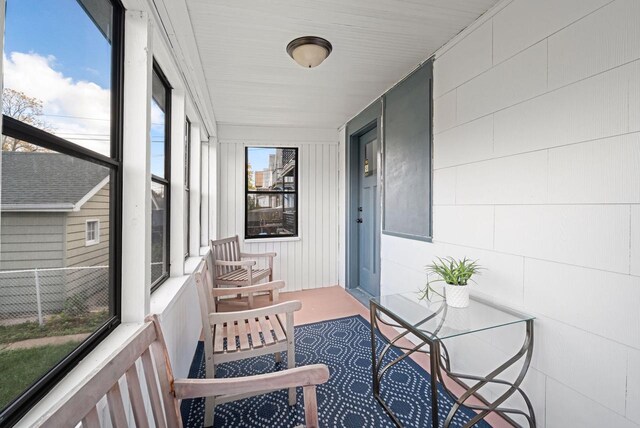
[0,152,111,317]
[255,170,265,188]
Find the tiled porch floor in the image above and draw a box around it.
[218,285,511,428]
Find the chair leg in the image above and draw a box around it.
[248,292,254,308]
[205,354,214,379]
[288,386,296,405]
[286,312,296,405]
[204,356,216,427]
[204,397,215,427]
[303,385,319,428]
[275,351,282,363]
[287,343,296,405]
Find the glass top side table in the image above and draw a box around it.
[370,293,536,428]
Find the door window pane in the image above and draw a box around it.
[364,140,376,176]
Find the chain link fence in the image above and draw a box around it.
[0,266,109,326]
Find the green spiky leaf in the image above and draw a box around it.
[419,257,482,301]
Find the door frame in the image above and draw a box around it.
[345,99,383,297]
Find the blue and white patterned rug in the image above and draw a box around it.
[180,315,491,428]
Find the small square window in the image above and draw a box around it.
[86,219,100,246]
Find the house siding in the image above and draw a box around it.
[0,213,66,270]
[0,212,66,317]
[0,184,110,318]
[65,183,110,306]
[372,1,640,427]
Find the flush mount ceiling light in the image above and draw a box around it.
[286,36,333,68]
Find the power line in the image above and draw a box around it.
[36,113,109,121]
[35,113,165,126]
[56,132,111,137]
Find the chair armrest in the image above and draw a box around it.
[241,252,276,259]
[240,253,275,279]
[212,280,285,297]
[214,260,255,267]
[174,364,329,399]
[209,300,302,325]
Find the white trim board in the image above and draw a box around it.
[74,176,110,211]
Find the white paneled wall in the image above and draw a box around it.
[156,280,201,378]
[380,0,640,426]
[217,125,339,292]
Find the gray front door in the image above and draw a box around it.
[357,128,380,296]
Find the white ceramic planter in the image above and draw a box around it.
[445,285,469,308]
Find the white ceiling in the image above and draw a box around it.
[186,0,501,129]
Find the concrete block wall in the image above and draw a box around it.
[381,0,640,426]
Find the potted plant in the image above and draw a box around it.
[420,257,481,308]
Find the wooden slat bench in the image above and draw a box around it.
[34,315,329,428]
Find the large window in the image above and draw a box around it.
[0,0,123,424]
[150,65,171,288]
[245,147,298,239]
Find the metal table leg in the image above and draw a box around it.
[371,301,439,427]
[438,319,536,428]
[370,301,536,428]
[430,340,441,427]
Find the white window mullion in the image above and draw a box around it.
[169,90,186,276]
[200,139,211,245]
[189,123,201,256]
[209,136,218,241]
[121,10,153,322]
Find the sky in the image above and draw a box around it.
[248,147,275,172]
[5,0,112,87]
[4,0,165,170]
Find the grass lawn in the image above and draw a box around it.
[0,311,109,344]
[0,341,81,409]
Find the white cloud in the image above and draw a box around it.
[4,51,112,155]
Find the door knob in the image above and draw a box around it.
[356,218,363,223]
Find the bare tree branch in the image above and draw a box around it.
[2,88,54,152]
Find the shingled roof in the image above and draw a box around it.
[1,152,110,211]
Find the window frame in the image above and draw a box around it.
[244,146,299,240]
[150,62,172,292]
[184,117,191,259]
[85,219,100,246]
[0,0,125,424]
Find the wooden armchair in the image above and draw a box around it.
[195,255,302,427]
[211,235,276,290]
[36,315,329,428]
